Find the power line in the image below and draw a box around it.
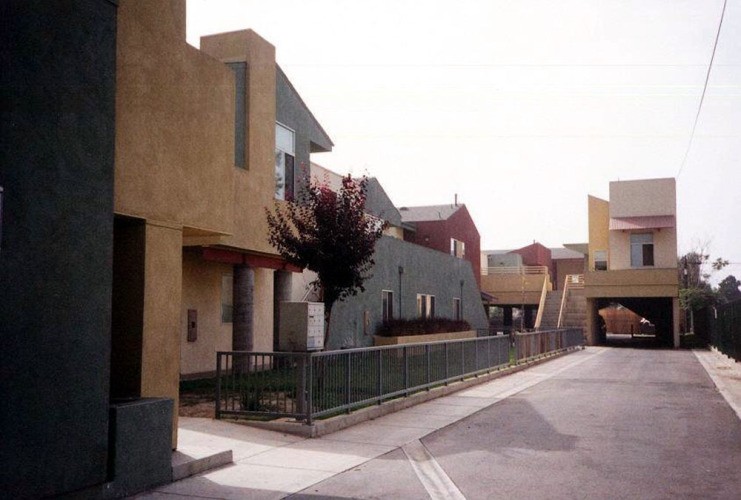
[677,0,728,178]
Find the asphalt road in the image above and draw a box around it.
[291,348,741,499]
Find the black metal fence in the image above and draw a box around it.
[708,299,741,362]
[216,328,584,424]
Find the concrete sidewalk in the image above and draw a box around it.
[132,347,740,499]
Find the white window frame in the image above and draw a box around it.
[417,294,436,319]
[453,297,462,320]
[630,233,654,268]
[275,122,295,200]
[382,290,394,322]
[450,238,465,258]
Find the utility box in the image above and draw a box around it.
[279,302,325,351]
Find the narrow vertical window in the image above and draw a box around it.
[275,123,295,200]
[221,275,233,323]
[382,290,394,321]
[630,233,654,267]
[450,238,465,258]
[594,250,607,271]
[416,294,436,318]
[227,62,247,168]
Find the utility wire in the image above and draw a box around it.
[677,0,728,178]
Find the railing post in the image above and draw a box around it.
[444,342,449,385]
[460,340,465,380]
[425,344,431,389]
[297,354,307,418]
[345,352,352,414]
[377,349,383,404]
[403,346,409,395]
[306,353,313,425]
[474,339,479,373]
[215,352,222,419]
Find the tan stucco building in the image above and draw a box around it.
[111,1,331,447]
[584,178,680,347]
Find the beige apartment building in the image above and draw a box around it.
[584,178,680,347]
[112,1,331,447]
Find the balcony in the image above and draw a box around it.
[481,266,551,305]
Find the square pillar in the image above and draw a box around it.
[140,221,182,447]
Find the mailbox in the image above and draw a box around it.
[278,302,325,351]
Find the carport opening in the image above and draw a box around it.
[596,297,674,348]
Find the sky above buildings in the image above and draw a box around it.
[187,0,741,282]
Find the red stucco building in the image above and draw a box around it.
[400,204,482,288]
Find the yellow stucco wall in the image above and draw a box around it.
[480,274,549,305]
[115,0,234,237]
[180,252,233,377]
[139,221,182,444]
[201,30,280,256]
[584,269,678,298]
[253,268,276,353]
[588,195,610,271]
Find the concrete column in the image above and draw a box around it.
[233,264,254,353]
[273,270,293,351]
[503,306,513,329]
[585,298,598,345]
[524,306,535,329]
[672,297,680,348]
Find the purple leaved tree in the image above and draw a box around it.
[266,174,386,347]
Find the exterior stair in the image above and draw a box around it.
[561,289,586,329]
[539,290,563,329]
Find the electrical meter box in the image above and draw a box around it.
[278,302,325,351]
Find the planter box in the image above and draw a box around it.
[373,330,477,346]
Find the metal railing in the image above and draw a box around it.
[215,328,584,424]
[533,273,550,329]
[709,299,740,362]
[485,265,549,275]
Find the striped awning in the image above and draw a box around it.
[609,215,675,231]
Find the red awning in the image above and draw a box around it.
[201,247,302,273]
[609,215,675,231]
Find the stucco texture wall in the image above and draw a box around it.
[405,206,481,288]
[326,236,488,349]
[588,195,610,270]
[140,222,183,444]
[609,227,678,270]
[115,0,234,236]
[180,252,232,377]
[609,177,676,218]
[0,0,117,495]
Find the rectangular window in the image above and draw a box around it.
[417,294,436,319]
[227,62,247,168]
[275,122,295,200]
[221,275,233,323]
[630,233,654,267]
[450,238,465,258]
[453,298,462,320]
[594,250,607,271]
[382,290,394,321]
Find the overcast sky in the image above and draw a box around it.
[187,0,740,282]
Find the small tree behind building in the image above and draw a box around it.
[266,174,386,347]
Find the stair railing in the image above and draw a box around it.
[557,274,585,327]
[534,274,550,329]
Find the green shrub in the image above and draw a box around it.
[376,318,471,337]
